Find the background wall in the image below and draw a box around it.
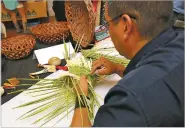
[27,0,55,16]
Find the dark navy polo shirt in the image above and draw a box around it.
[93,28,184,127]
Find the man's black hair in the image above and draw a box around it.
[107,1,173,38]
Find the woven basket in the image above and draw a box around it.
[2,35,36,59]
[31,22,69,44]
[65,0,96,47]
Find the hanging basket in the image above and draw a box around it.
[2,35,36,60]
[31,22,70,45]
[65,0,96,47]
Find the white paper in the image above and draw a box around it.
[34,43,74,65]
[2,70,121,127]
[94,37,114,49]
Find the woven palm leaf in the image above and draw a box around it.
[81,48,130,67]
[65,0,96,47]
[10,58,102,126]
[2,35,36,59]
[31,22,69,44]
[9,40,103,126]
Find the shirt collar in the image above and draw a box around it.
[124,27,177,75]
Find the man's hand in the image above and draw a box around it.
[91,57,118,75]
[75,76,89,96]
[71,76,91,127]
[91,57,125,77]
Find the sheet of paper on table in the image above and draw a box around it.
[2,70,121,127]
[95,37,114,49]
[34,43,74,65]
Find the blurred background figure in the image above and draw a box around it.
[1,22,7,39]
[52,0,67,22]
[2,0,30,33]
[173,0,184,28]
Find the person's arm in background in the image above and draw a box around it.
[52,0,67,22]
[91,57,125,77]
[70,76,92,127]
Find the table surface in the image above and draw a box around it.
[1,37,122,127]
[1,33,96,104]
[2,70,121,127]
[1,41,67,104]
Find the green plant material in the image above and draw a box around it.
[81,49,130,67]
[13,73,100,126]
[63,37,69,61]
[17,98,60,120]
[76,34,84,52]
[14,92,62,109]
[71,34,84,59]
[52,107,74,127]
[10,61,101,125]
[10,35,104,127]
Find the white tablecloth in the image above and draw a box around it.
[2,70,121,127]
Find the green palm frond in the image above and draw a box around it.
[81,49,130,67]
[10,36,115,127]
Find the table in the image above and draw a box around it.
[1,42,67,104]
[1,36,122,127]
[2,70,121,127]
[1,32,95,105]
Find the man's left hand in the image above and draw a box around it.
[75,75,89,96]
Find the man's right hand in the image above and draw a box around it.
[91,57,125,77]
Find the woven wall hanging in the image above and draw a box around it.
[100,1,106,25]
[65,0,96,47]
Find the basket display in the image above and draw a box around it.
[31,22,69,44]
[2,35,36,59]
[65,0,96,47]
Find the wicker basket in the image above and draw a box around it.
[31,22,70,44]
[2,35,36,59]
[65,0,96,47]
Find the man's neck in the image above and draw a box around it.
[129,39,150,59]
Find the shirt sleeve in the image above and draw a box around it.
[93,85,148,127]
[173,0,184,14]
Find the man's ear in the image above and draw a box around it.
[121,14,133,39]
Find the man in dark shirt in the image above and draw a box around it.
[70,1,184,127]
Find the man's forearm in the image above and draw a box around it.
[70,108,92,127]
